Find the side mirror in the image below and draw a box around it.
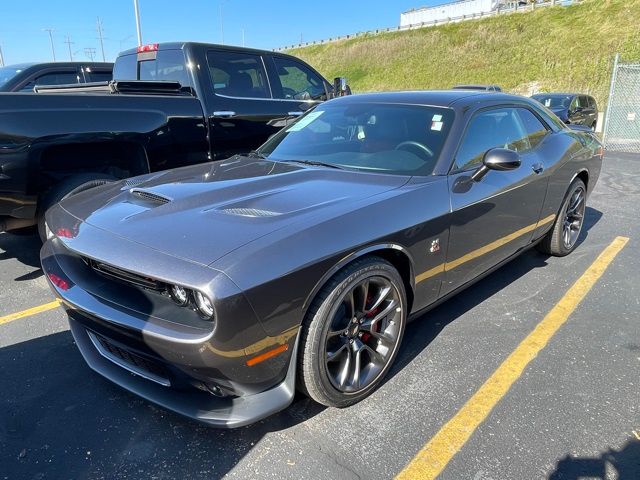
[471,148,521,182]
[333,77,351,97]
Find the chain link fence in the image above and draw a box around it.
[603,56,640,153]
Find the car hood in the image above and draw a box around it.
[59,157,409,266]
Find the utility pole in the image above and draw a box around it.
[133,0,143,46]
[241,28,245,47]
[96,17,106,61]
[84,47,96,62]
[44,28,56,61]
[0,45,4,67]
[64,36,74,61]
[219,0,227,45]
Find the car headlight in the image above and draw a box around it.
[169,285,190,306]
[194,291,215,319]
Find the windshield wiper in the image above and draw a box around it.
[282,159,345,170]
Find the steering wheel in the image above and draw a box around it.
[394,141,434,158]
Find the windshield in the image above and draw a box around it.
[532,95,572,109]
[258,103,454,176]
[0,66,25,88]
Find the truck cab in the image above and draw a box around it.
[114,42,339,160]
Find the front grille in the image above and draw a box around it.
[87,258,164,291]
[130,188,172,205]
[88,331,170,386]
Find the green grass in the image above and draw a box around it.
[289,0,640,107]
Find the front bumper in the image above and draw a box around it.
[40,225,300,428]
[68,314,299,428]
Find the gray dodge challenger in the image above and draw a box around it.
[41,91,603,428]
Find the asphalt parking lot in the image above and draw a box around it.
[1,152,639,480]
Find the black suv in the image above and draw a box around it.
[531,93,598,130]
[0,62,113,92]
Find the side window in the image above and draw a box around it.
[208,51,269,99]
[86,71,112,83]
[588,97,597,109]
[579,96,589,109]
[570,96,579,111]
[21,71,80,90]
[517,109,549,150]
[272,56,326,101]
[454,108,530,171]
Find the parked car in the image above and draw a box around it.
[531,93,598,130]
[0,42,348,238]
[452,84,502,92]
[0,62,113,92]
[41,90,603,428]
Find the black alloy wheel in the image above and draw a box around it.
[299,257,407,407]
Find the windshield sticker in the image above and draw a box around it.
[431,121,444,131]
[286,111,324,132]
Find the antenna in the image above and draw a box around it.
[0,45,4,67]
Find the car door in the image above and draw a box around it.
[206,49,309,160]
[442,106,549,295]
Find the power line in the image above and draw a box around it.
[84,47,96,62]
[96,17,106,62]
[43,28,56,61]
[64,36,74,61]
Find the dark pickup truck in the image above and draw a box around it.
[0,42,347,237]
[0,62,113,92]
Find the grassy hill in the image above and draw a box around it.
[289,0,640,107]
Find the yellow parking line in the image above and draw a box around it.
[0,300,61,326]
[396,236,630,480]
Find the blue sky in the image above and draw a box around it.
[0,0,441,64]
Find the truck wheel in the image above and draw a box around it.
[38,174,116,242]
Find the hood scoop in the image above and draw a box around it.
[130,188,173,205]
[219,207,281,218]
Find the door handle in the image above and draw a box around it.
[213,111,237,118]
[287,111,304,117]
[532,163,544,174]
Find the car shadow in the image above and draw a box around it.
[0,330,325,480]
[0,231,43,280]
[548,438,640,479]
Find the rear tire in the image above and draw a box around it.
[298,256,407,408]
[537,179,587,257]
[37,173,116,242]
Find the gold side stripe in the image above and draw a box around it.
[415,214,556,284]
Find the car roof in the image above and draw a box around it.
[7,61,112,69]
[532,92,590,98]
[325,90,525,108]
[120,42,285,58]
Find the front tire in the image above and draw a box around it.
[537,178,587,256]
[298,256,407,408]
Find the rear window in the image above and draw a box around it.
[113,50,190,87]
